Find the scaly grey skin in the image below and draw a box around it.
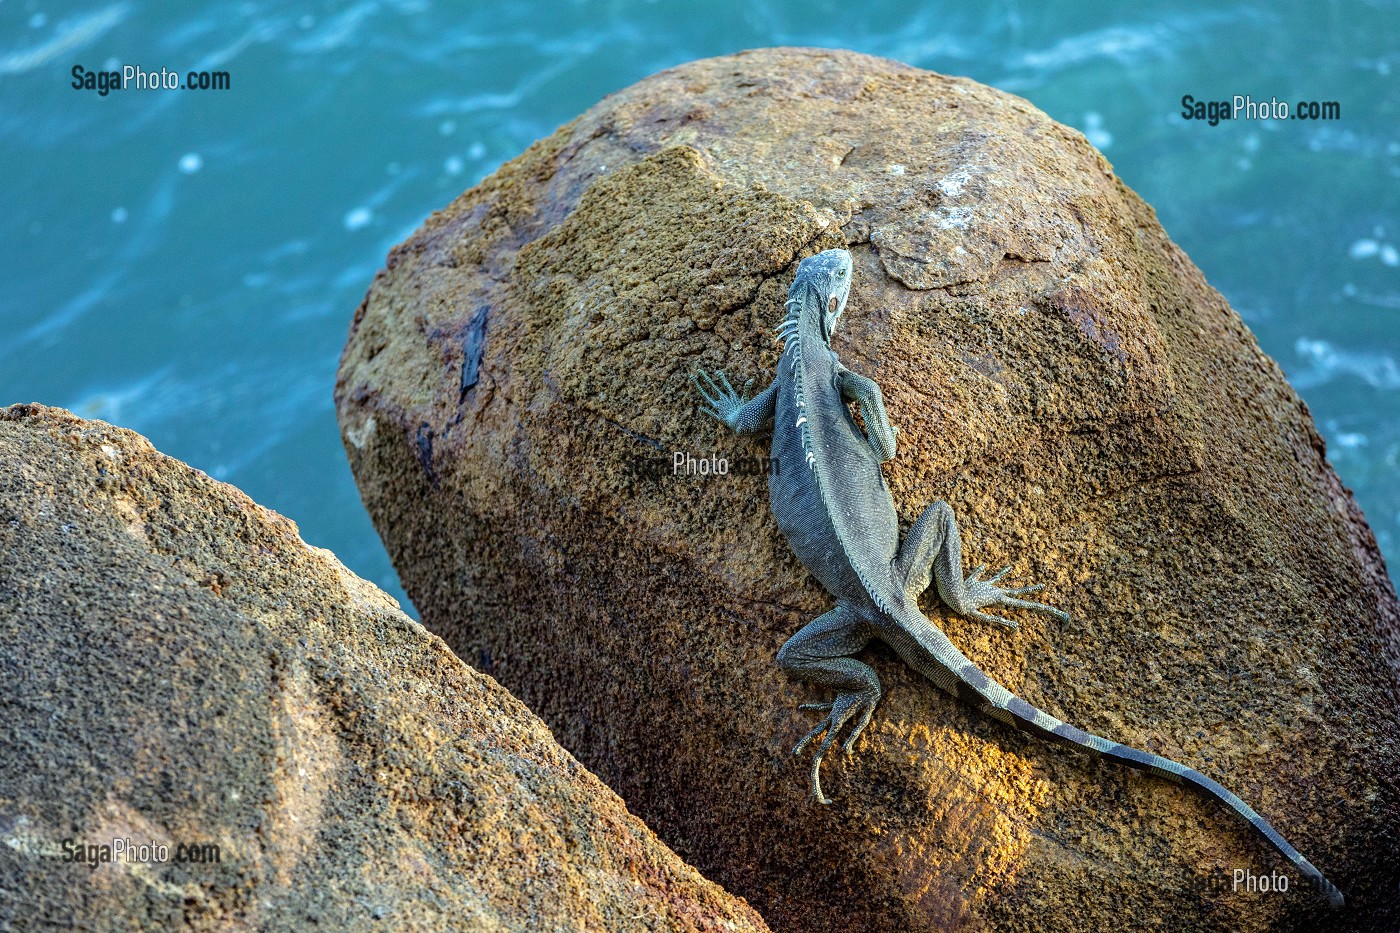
[691,247,1343,909]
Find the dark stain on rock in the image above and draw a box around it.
[1048,282,1127,364]
[960,351,1007,385]
[460,305,490,399]
[600,415,665,452]
[415,423,437,487]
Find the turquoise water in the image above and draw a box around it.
[2,2,1396,613]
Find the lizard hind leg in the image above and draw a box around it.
[777,605,881,804]
[895,499,1070,627]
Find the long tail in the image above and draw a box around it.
[891,619,1345,908]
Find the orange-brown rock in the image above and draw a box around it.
[334,48,1400,932]
[0,404,768,933]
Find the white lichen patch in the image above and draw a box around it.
[937,206,973,229]
[937,170,971,197]
[344,415,377,449]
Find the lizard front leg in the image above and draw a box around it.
[692,368,777,434]
[776,604,881,804]
[836,366,897,462]
[894,500,1069,629]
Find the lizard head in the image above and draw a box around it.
[791,248,853,344]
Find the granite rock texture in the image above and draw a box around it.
[0,404,769,933]
[334,48,1400,932]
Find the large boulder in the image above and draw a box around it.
[334,48,1400,932]
[0,404,769,932]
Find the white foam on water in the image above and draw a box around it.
[71,366,184,428]
[1293,337,1400,390]
[1348,238,1400,265]
[344,207,372,231]
[0,3,128,75]
[293,0,379,53]
[1083,112,1113,149]
[1016,23,1170,72]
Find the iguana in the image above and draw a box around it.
[691,247,1343,908]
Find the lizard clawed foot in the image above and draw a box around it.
[691,367,753,429]
[792,693,877,804]
[962,566,1071,627]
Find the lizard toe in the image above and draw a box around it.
[971,609,1020,630]
[841,705,875,754]
[999,596,1067,622]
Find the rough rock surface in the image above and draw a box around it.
[334,48,1400,933]
[0,404,769,933]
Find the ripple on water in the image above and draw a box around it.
[0,3,129,75]
[1291,338,1400,391]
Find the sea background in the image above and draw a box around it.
[2,1,1396,615]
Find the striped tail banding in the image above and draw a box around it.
[953,661,1344,909]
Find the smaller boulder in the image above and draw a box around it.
[0,404,768,933]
